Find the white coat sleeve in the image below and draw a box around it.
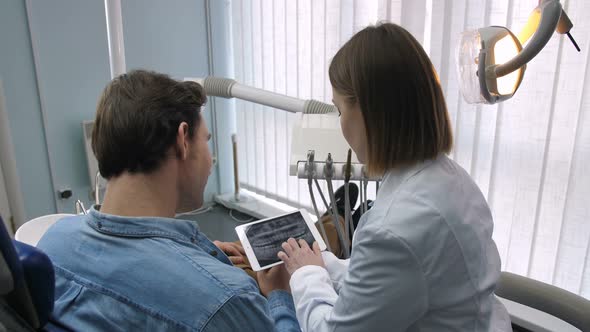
[321,251,349,294]
[290,223,428,332]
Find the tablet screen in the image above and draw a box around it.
[244,211,316,268]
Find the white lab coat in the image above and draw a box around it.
[290,154,512,331]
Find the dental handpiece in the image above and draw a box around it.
[325,153,350,258]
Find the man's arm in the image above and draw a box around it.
[267,290,301,331]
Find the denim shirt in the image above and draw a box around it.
[37,208,300,331]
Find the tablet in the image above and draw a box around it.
[235,209,327,271]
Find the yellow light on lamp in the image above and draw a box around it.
[494,34,523,95]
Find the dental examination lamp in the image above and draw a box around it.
[457,0,580,104]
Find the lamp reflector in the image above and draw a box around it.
[456,30,485,104]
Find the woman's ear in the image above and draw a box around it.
[175,122,190,160]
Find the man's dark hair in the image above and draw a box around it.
[92,69,207,179]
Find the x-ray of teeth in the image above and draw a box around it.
[245,212,315,267]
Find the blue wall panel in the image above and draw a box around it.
[27,0,112,213]
[1,0,235,216]
[0,0,56,220]
[121,0,235,201]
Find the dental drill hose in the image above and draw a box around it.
[344,149,353,242]
[309,183,332,253]
[306,151,332,253]
[314,179,330,211]
[325,153,350,258]
[361,166,369,214]
[359,179,364,214]
[363,181,369,213]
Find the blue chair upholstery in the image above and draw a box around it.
[0,216,55,330]
[0,216,23,295]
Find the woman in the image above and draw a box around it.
[275,23,512,331]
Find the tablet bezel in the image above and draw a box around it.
[235,209,327,271]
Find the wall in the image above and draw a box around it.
[0,0,56,224]
[205,0,237,197]
[0,159,12,233]
[0,0,235,221]
[121,0,236,201]
[26,0,113,214]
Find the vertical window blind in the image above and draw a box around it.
[231,0,590,298]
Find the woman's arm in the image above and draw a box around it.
[289,224,428,332]
[321,251,349,294]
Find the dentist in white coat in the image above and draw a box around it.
[274,23,512,332]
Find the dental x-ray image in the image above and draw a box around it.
[245,212,316,267]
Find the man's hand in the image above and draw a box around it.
[213,240,246,265]
[257,264,291,297]
[278,238,325,275]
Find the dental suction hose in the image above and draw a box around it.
[325,153,350,258]
[196,77,336,114]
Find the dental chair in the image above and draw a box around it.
[497,271,590,332]
[0,215,65,331]
[15,214,74,247]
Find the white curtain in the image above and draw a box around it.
[230,0,590,298]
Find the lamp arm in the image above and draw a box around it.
[184,77,336,114]
[494,0,561,78]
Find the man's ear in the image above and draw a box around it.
[176,122,190,160]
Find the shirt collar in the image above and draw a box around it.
[85,207,200,243]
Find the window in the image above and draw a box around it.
[231,0,590,298]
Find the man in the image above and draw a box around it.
[38,70,299,331]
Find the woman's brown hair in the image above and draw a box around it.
[329,23,453,176]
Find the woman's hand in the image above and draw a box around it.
[278,238,325,275]
[213,240,246,265]
[257,265,291,297]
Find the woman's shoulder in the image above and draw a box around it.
[362,167,494,270]
[374,157,490,226]
[357,192,445,255]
